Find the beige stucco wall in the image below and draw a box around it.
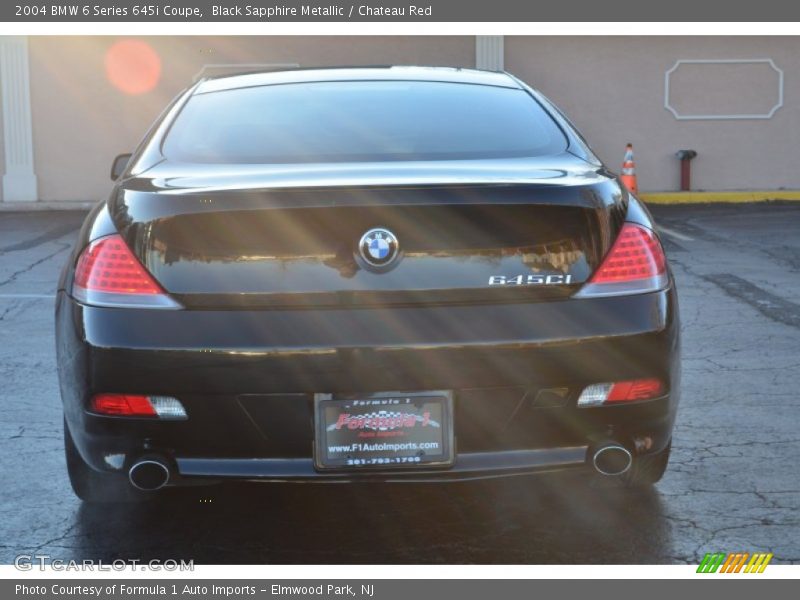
[16,35,800,201]
[505,36,800,192]
[0,85,4,199]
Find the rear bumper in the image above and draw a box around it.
[56,287,680,482]
[176,447,589,483]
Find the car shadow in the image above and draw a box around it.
[71,470,674,564]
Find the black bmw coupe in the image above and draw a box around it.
[56,67,680,501]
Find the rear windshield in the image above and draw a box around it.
[162,80,568,163]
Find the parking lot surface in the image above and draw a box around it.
[0,203,798,564]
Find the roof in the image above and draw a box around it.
[194,66,521,95]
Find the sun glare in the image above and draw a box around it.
[104,39,161,95]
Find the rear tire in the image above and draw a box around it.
[623,440,672,487]
[63,417,148,503]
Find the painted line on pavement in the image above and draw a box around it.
[0,293,55,299]
[658,226,695,242]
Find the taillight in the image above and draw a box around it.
[577,378,664,407]
[574,223,668,298]
[91,394,187,419]
[72,235,180,309]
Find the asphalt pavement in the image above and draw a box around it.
[0,203,798,564]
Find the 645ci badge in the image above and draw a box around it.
[314,391,454,471]
[489,274,573,285]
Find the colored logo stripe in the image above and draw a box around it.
[745,553,774,573]
[697,553,726,573]
[697,552,773,573]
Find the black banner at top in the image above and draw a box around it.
[4,0,800,22]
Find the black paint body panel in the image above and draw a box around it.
[56,283,680,481]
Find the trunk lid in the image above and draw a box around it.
[110,155,626,309]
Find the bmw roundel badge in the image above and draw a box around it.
[358,228,400,267]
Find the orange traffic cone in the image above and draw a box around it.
[620,143,638,195]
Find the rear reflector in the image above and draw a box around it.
[91,394,187,419]
[574,223,668,298]
[577,378,664,407]
[606,379,664,402]
[72,235,180,309]
[91,394,155,417]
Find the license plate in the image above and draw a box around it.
[314,391,454,471]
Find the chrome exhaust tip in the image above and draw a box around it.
[128,458,170,491]
[591,444,633,476]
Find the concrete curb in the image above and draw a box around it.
[641,191,800,204]
[2,192,800,211]
[0,201,96,212]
